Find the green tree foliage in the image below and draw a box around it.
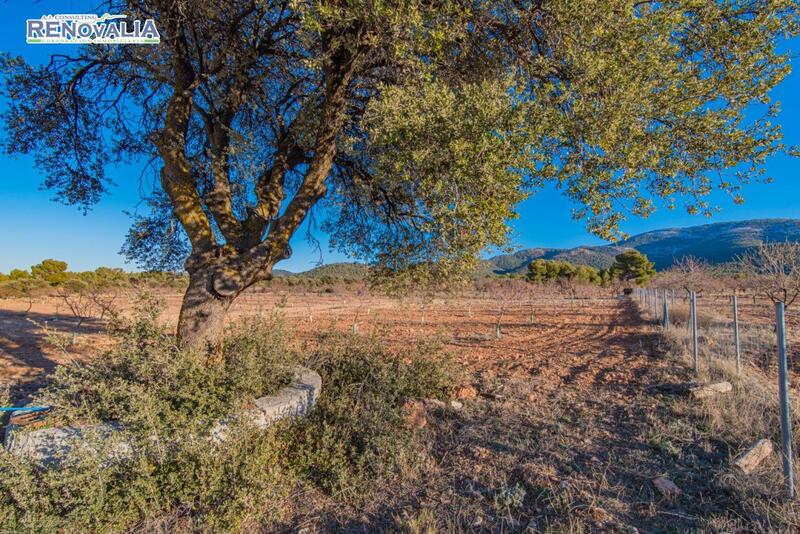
[2,0,797,345]
[526,259,604,286]
[8,269,30,280]
[78,267,131,289]
[599,269,614,287]
[609,250,656,286]
[30,259,68,286]
[575,265,602,286]
[526,259,550,283]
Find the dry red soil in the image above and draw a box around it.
[0,291,652,401]
[1,289,796,399]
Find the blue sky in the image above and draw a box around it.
[1,1,799,273]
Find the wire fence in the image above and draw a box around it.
[636,288,800,378]
[636,287,800,498]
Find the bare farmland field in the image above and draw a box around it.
[3,285,800,531]
[1,286,640,400]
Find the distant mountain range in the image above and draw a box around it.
[275,218,800,277]
[484,218,800,274]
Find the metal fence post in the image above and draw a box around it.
[663,289,669,330]
[776,301,795,500]
[652,289,655,312]
[653,289,658,320]
[733,295,741,374]
[691,291,699,374]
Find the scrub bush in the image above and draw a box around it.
[0,298,451,531]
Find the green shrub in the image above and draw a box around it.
[130,271,190,289]
[0,414,293,532]
[47,305,295,429]
[9,268,31,280]
[0,299,451,531]
[0,277,50,299]
[60,278,89,294]
[69,267,132,289]
[0,297,298,531]
[287,333,450,495]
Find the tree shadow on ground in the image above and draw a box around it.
[0,309,105,404]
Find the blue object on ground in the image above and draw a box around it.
[0,406,51,412]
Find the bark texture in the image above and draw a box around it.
[177,266,236,350]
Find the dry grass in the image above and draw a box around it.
[650,294,798,375]
[640,298,800,531]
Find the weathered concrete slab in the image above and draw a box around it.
[4,366,322,465]
[3,423,127,466]
[210,366,322,443]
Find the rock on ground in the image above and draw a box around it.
[653,477,682,498]
[733,439,773,474]
[690,381,733,400]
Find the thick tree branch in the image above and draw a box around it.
[156,6,214,253]
[200,108,244,244]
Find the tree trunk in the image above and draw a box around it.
[177,267,235,350]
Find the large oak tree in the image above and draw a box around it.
[2,0,797,347]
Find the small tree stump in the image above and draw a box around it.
[689,381,732,400]
[733,439,773,474]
